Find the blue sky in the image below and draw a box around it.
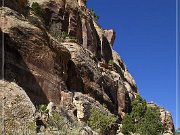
[87,0,179,129]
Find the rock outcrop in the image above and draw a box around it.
[0,0,174,134]
[0,6,71,105]
[0,80,35,133]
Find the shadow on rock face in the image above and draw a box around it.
[66,60,84,93]
[0,29,49,105]
[0,0,29,16]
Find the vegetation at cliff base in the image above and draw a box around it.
[87,107,117,132]
[121,95,163,135]
[35,105,80,134]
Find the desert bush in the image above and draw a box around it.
[87,107,117,132]
[48,112,67,131]
[48,111,81,134]
[27,120,36,131]
[50,30,76,42]
[121,114,135,135]
[36,104,48,114]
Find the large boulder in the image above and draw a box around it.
[73,92,113,122]
[0,80,36,133]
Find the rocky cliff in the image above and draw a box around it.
[0,0,174,134]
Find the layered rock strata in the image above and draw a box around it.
[0,0,174,134]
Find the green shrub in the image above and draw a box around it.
[121,114,135,135]
[48,111,81,134]
[87,107,117,132]
[48,112,67,131]
[108,60,114,66]
[35,105,80,134]
[121,95,163,135]
[27,120,36,131]
[31,2,45,17]
[108,60,115,70]
[36,104,48,114]
[50,30,75,42]
[130,95,147,122]
[135,107,163,135]
[61,32,70,39]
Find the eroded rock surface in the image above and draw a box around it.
[0,0,174,134]
[0,7,70,104]
[0,80,35,132]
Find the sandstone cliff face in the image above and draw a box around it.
[0,0,174,134]
[1,6,71,105]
